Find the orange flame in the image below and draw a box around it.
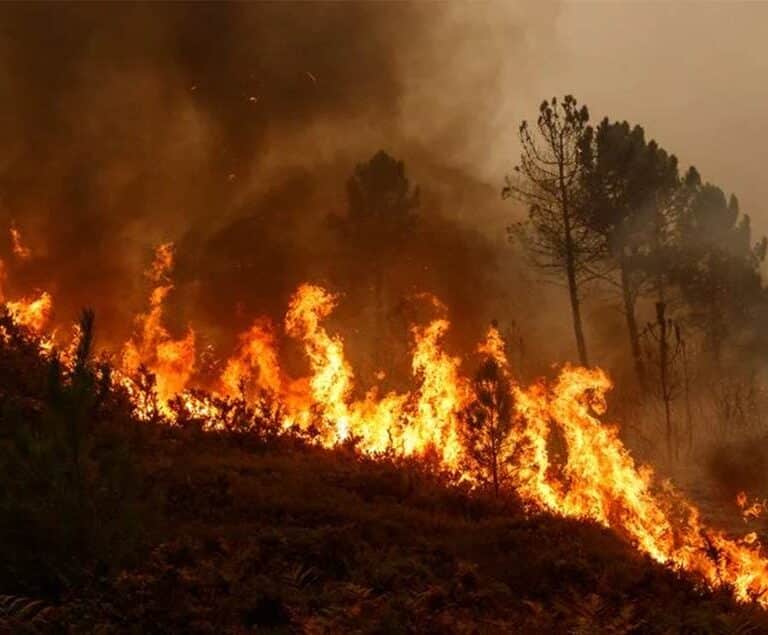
[406,317,468,465]
[737,491,765,522]
[6,291,52,333]
[513,366,768,606]
[284,284,354,441]
[281,284,469,463]
[220,318,282,398]
[121,243,196,408]
[0,249,54,352]
[10,225,31,260]
[8,239,768,610]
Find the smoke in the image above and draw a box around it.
[0,2,572,372]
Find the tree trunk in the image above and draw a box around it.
[681,342,693,454]
[373,261,384,374]
[559,146,589,367]
[619,256,646,389]
[656,302,675,461]
[565,261,589,366]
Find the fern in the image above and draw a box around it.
[0,594,56,633]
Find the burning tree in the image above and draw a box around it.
[460,356,515,497]
[458,324,517,497]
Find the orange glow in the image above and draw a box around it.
[120,243,196,409]
[6,291,52,333]
[7,241,768,610]
[10,225,31,260]
[220,318,282,398]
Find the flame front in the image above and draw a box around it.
[6,242,768,609]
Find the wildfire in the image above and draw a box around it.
[284,284,356,442]
[6,241,768,609]
[737,491,765,522]
[220,318,282,398]
[10,224,31,260]
[120,243,196,409]
[5,291,52,334]
[0,226,52,340]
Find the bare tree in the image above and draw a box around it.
[504,96,596,366]
[643,302,686,461]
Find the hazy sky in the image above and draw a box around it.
[0,1,764,345]
[541,1,768,234]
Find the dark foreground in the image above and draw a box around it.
[2,430,763,633]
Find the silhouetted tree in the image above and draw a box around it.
[642,302,683,461]
[461,356,515,497]
[579,119,680,388]
[335,151,419,369]
[673,168,766,364]
[504,96,596,365]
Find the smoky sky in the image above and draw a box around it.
[0,2,566,367]
[541,2,768,235]
[5,2,760,372]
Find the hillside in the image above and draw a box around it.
[0,315,766,633]
[47,433,768,633]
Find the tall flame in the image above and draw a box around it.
[6,291,52,334]
[7,240,768,610]
[407,317,468,465]
[121,243,196,406]
[220,318,282,398]
[284,284,354,442]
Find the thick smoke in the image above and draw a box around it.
[0,3,571,372]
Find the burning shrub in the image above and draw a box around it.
[460,355,516,497]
